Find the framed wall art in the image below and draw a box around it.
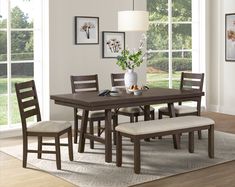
[75,16,99,45]
[102,31,125,58]
[225,13,235,61]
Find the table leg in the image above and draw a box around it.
[78,110,89,153]
[168,103,181,149]
[144,105,150,142]
[105,109,112,163]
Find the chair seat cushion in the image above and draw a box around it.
[119,106,155,114]
[77,110,105,118]
[27,121,71,133]
[115,116,214,135]
[159,105,197,114]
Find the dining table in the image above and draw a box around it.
[51,87,204,163]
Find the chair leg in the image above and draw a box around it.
[55,136,61,170]
[23,135,28,168]
[97,121,101,137]
[151,110,155,120]
[113,114,118,145]
[130,115,134,123]
[37,136,42,159]
[74,111,78,143]
[116,132,122,167]
[135,115,138,122]
[68,128,73,161]
[198,130,202,139]
[134,138,141,174]
[158,111,163,119]
[89,120,94,149]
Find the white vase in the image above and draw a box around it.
[124,69,137,88]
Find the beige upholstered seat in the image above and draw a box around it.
[28,121,71,133]
[115,116,215,135]
[15,80,73,170]
[158,105,197,115]
[77,110,105,118]
[119,106,155,114]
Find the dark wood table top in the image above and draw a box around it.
[51,87,204,110]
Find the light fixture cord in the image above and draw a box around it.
[133,0,135,11]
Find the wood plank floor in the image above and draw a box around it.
[0,112,235,187]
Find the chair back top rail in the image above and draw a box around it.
[111,73,125,87]
[180,72,204,92]
[71,74,99,93]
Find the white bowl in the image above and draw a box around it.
[134,90,142,96]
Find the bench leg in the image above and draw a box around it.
[172,134,181,149]
[208,125,214,158]
[198,130,202,140]
[134,138,141,174]
[188,132,194,153]
[116,132,122,167]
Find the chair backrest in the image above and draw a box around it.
[111,73,125,87]
[15,80,41,132]
[180,72,204,92]
[70,74,99,93]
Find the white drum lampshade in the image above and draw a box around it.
[118,11,149,31]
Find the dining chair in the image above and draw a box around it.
[158,72,204,139]
[111,73,155,123]
[71,74,115,147]
[15,80,73,170]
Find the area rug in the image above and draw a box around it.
[1,131,235,187]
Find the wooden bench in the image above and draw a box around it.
[115,116,215,174]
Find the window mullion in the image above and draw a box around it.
[168,0,173,88]
[7,0,12,127]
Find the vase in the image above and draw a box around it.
[124,69,137,88]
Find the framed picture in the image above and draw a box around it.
[225,13,235,61]
[102,31,125,58]
[75,16,99,45]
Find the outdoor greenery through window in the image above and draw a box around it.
[146,0,194,89]
[0,0,35,126]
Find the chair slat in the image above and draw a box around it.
[111,73,124,79]
[113,80,125,87]
[22,99,38,109]
[74,82,97,89]
[20,90,35,99]
[24,108,38,119]
[183,80,201,87]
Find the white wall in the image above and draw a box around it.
[49,0,147,120]
[206,0,235,115]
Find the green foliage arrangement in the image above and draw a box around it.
[116,34,147,70]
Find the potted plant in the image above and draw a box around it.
[116,34,147,88]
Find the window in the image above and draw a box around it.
[0,0,42,128]
[146,0,202,89]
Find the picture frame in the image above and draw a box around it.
[225,13,235,61]
[102,31,125,58]
[75,16,99,45]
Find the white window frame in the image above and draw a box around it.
[0,0,44,129]
[147,0,205,88]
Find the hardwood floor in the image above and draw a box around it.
[0,112,235,187]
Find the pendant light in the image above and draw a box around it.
[118,0,149,31]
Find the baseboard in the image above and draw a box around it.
[206,104,219,112]
[219,106,235,115]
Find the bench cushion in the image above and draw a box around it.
[115,116,214,135]
[27,121,71,133]
[159,105,197,114]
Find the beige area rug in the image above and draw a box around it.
[1,131,235,187]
